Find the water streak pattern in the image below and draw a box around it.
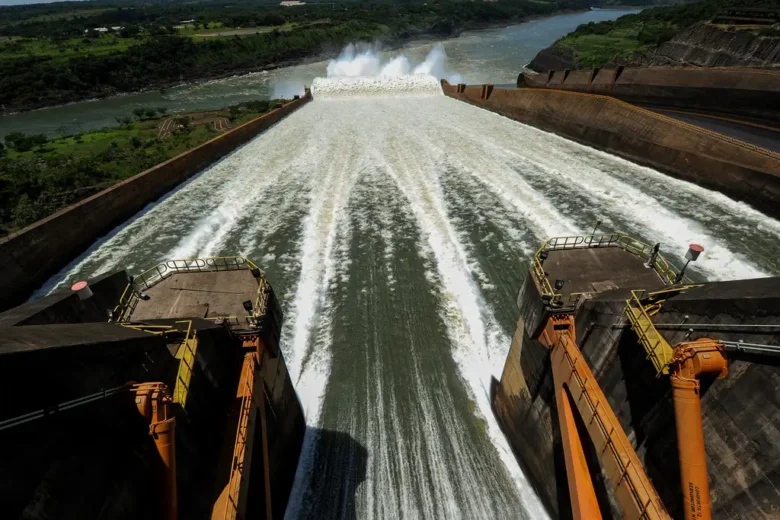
[42,77,780,520]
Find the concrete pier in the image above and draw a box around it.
[493,260,780,518]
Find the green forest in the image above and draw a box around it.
[554,0,780,67]
[1,0,588,112]
[0,99,284,234]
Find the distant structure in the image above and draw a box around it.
[712,7,780,26]
[84,26,123,34]
[280,0,306,5]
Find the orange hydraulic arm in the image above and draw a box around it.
[133,382,178,520]
[669,339,728,520]
[539,314,671,520]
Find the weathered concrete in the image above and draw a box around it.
[0,270,127,327]
[441,80,780,220]
[0,266,305,520]
[493,274,780,519]
[130,270,259,322]
[519,67,780,124]
[0,91,312,312]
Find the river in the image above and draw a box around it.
[0,9,639,138]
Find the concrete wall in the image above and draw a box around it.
[520,67,780,123]
[0,91,312,312]
[493,278,780,519]
[441,81,780,220]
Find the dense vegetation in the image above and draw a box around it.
[0,99,284,234]
[0,0,589,112]
[554,0,780,67]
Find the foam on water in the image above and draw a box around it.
[39,43,780,519]
[311,45,457,99]
[312,75,442,99]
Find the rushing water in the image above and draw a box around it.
[0,9,640,139]
[34,48,780,517]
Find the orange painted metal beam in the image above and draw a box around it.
[539,314,671,520]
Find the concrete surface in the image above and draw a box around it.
[543,247,665,300]
[646,107,780,153]
[130,270,259,322]
[520,67,780,124]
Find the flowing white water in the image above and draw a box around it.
[40,46,780,519]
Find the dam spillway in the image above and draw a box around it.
[35,76,780,519]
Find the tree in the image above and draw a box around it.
[133,108,146,119]
[0,142,5,157]
[119,24,140,38]
[4,132,26,148]
[145,109,157,119]
[156,107,168,115]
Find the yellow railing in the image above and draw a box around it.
[530,233,680,307]
[172,320,198,408]
[110,256,262,323]
[112,283,140,322]
[624,290,674,376]
[119,320,200,408]
[134,256,259,291]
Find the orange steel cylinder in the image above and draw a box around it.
[671,375,711,520]
[151,417,178,520]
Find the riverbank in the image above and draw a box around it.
[527,0,780,71]
[1,8,640,139]
[1,0,592,114]
[4,12,588,116]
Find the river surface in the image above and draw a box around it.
[36,73,780,518]
[0,9,639,138]
[27,9,780,520]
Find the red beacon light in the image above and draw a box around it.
[71,280,93,300]
[675,244,704,283]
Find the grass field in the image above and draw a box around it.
[555,21,677,67]
[0,34,134,61]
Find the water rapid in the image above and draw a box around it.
[38,46,780,520]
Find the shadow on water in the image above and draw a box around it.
[297,426,368,520]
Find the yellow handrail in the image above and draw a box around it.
[530,233,680,307]
[134,256,259,291]
[624,290,675,376]
[172,320,198,408]
[110,256,263,323]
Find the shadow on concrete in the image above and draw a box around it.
[295,426,367,520]
[616,330,682,517]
